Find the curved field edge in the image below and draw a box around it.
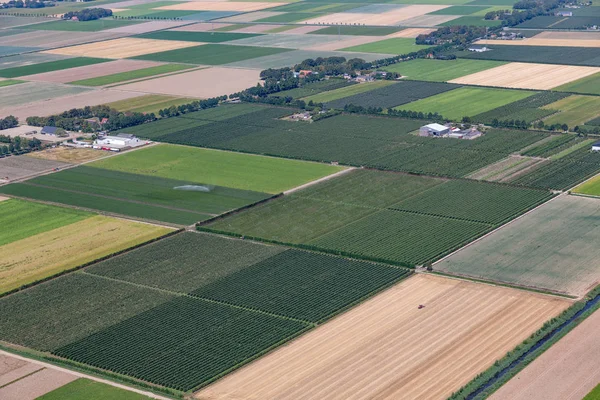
[448,285,600,400]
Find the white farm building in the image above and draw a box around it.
[93,133,145,151]
[420,123,450,137]
[592,141,600,152]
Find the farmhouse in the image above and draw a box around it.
[591,141,600,151]
[41,126,58,136]
[420,123,449,137]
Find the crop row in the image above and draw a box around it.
[460,45,600,67]
[473,92,570,124]
[521,135,579,158]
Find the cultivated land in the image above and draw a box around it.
[44,38,200,59]
[302,4,450,25]
[449,62,600,90]
[574,174,600,196]
[303,80,396,103]
[38,378,153,400]
[196,274,570,400]
[477,37,600,48]
[490,308,600,400]
[157,1,286,11]
[0,156,71,182]
[437,195,600,296]
[26,147,107,164]
[341,38,431,54]
[105,94,194,114]
[555,71,600,95]
[0,81,91,108]
[383,58,506,82]
[541,95,600,127]
[0,212,171,295]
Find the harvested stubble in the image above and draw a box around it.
[44,38,200,59]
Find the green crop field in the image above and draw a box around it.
[341,38,431,55]
[256,12,318,23]
[459,45,600,67]
[0,272,174,351]
[436,195,600,296]
[38,379,152,400]
[206,169,549,266]
[89,144,344,194]
[133,44,293,65]
[303,80,396,103]
[573,173,600,196]
[22,19,141,32]
[398,87,535,120]
[134,31,261,43]
[0,57,109,78]
[428,5,489,14]
[272,78,355,99]
[104,94,194,114]
[311,25,404,36]
[0,79,23,87]
[440,15,501,26]
[70,64,193,86]
[0,199,90,246]
[542,95,600,127]
[473,91,570,124]
[382,59,506,82]
[554,71,600,95]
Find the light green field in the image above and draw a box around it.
[38,379,152,400]
[573,174,600,196]
[542,95,600,127]
[583,383,600,400]
[341,38,431,55]
[89,144,345,194]
[303,80,396,103]
[104,94,193,113]
[383,59,506,82]
[554,72,600,95]
[70,64,193,87]
[399,87,535,120]
[0,79,24,87]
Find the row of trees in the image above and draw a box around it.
[157,96,225,118]
[63,8,112,21]
[0,134,42,156]
[0,115,18,131]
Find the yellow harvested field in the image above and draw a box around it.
[302,5,448,25]
[477,38,600,48]
[0,215,171,294]
[158,1,286,11]
[387,28,436,38]
[196,274,569,400]
[449,62,600,90]
[44,38,199,59]
[26,147,106,164]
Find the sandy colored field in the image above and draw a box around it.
[281,25,325,34]
[44,38,199,59]
[306,35,386,51]
[172,22,233,32]
[196,274,569,400]
[0,196,8,202]
[103,20,194,34]
[0,215,171,294]
[217,11,284,23]
[387,28,435,38]
[26,147,106,164]
[19,59,164,83]
[477,38,600,48]
[231,24,286,33]
[533,31,600,41]
[0,355,42,387]
[0,156,71,182]
[302,5,449,26]
[449,62,600,90]
[0,367,78,400]
[491,308,600,400]
[158,1,285,11]
[0,89,143,121]
[117,67,260,98]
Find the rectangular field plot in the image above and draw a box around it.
[302,80,396,103]
[68,63,192,86]
[272,78,356,99]
[554,71,600,95]
[0,81,91,108]
[196,274,570,400]
[398,87,535,120]
[133,43,293,65]
[437,195,600,296]
[473,91,571,124]
[341,37,431,54]
[541,95,600,127]
[383,58,506,82]
[134,31,261,42]
[459,45,600,67]
[44,38,200,59]
[205,169,551,266]
[0,155,71,181]
[20,19,141,32]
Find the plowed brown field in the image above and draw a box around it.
[158,1,286,11]
[196,274,569,400]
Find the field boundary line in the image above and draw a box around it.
[0,349,172,400]
[0,366,45,389]
[432,191,564,267]
[283,166,355,195]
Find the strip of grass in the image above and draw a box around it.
[383,58,506,82]
[0,198,90,246]
[341,38,431,54]
[399,87,535,120]
[38,378,152,400]
[311,25,404,36]
[134,31,261,43]
[554,71,600,95]
[104,94,192,112]
[0,57,109,78]
[132,43,293,65]
[21,19,141,32]
[69,64,193,86]
[303,80,396,103]
[542,95,600,127]
[0,79,24,87]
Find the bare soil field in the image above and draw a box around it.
[0,355,43,387]
[306,35,385,51]
[436,195,600,297]
[0,196,8,202]
[0,215,171,294]
[302,5,449,26]
[280,25,325,35]
[0,156,71,182]
[26,147,106,164]
[231,24,286,33]
[0,366,78,400]
[196,274,569,400]
[19,59,165,83]
[44,38,199,59]
[117,66,260,98]
[158,1,286,12]
[217,11,284,23]
[0,31,125,49]
[491,308,600,400]
[533,31,600,41]
[449,62,600,90]
[0,81,91,108]
[103,20,194,34]
[477,37,600,48]
[387,28,436,38]
[172,22,233,32]
[0,89,144,121]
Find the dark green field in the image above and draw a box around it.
[311,25,404,36]
[0,57,109,78]
[271,78,356,99]
[133,44,293,65]
[459,45,600,67]
[256,12,318,23]
[134,31,261,43]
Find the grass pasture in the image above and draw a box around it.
[341,38,431,54]
[398,87,535,120]
[38,379,152,400]
[440,15,501,26]
[541,95,600,127]
[0,79,23,87]
[69,64,193,86]
[573,174,600,196]
[554,71,600,95]
[382,58,506,82]
[436,195,600,296]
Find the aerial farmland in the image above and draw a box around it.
[1,0,600,398]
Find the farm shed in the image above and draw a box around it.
[468,46,490,53]
[93,133,144,150]
[420,123,450,137]
[592,141,600,151]
[41,126,58,135]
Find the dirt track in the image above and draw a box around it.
[196,274,569,400]
[490,308,600,400]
